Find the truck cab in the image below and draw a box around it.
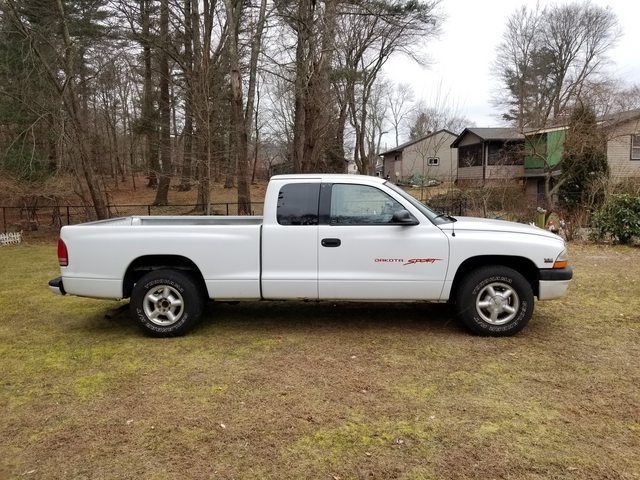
[261,175,450,301]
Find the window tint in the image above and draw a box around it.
[330,184,404,225]
[276,183,320,225]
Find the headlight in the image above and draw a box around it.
[553,248,568,269]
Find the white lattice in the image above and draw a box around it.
[0,231,22,246]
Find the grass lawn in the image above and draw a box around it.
[1,242,639,479]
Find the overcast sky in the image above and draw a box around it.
[382,0,640,133]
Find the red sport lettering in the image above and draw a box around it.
[403,258,441,266]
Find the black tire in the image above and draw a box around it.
[130,269,204,337]
[455,266,533,336]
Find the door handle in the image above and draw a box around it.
[321,238,341,247]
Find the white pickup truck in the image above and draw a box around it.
[49,174,572,337]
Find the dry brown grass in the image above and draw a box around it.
[1,242,639,479]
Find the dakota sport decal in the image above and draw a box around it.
[374,258,442,266]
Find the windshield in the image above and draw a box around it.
[385,181,453,225]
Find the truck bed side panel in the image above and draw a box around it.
[60,224,262,300]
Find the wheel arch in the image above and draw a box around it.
[450,255,539,300]
[123,255,207,299]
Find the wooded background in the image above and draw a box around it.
[0,0,637,219]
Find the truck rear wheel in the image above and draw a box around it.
[455,266,533,336]
[130,269,204,337]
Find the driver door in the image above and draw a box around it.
[318,183,449,300]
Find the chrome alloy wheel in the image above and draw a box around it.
[143,285,185,326]
[475,282,520,325]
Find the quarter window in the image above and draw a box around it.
[632,135,640,160]
[276,183,320,225]
[330,184,404,225]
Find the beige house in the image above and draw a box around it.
[601,109,640,181]
[379,130,458,183]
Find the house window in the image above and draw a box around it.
[487,143,502,165]
[487,142,523,165]
[632,135,640,160]
[427,157,439,166]
[458,144,482,167]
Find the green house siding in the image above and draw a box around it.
[525,130,566,169]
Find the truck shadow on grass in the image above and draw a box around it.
[198,301,464,336]
[94,300,467,337]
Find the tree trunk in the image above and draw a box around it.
[141,0,159,189]
[224,0,251,214]
[153,0,171,206]
[331,102,348,172]
[291,0,312,173]
[179,0,194,192]
[245,0,267,144]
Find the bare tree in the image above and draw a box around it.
[493,4,542,130]
[138,0,160,189]
[338,0,442,175]
[586,80,640,116]
[245,0,268,180]
[364,79,390,174]
[274,0,339,173]
[408,91,470,141]
[387,82,415,146]
[0,0,457,219]
[191,0,229,212]
[495,2,620,129]
[4,0,110,219]
[223,0,251,213]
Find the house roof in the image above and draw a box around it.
[599,108,640,126]
[523,108,640,135]
[379,129,458,156]
[450,127,524,148]
[524,125,569,135]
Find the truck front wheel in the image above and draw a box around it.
[130,269,204,337]
[455,266,533,336]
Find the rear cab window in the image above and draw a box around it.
[276,183,320,225]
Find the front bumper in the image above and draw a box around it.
[48,277,66,296]
[538,267,573,300]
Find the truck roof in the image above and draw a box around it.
[269,174,386,184]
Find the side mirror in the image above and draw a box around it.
[391,209,418,225]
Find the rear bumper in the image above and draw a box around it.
[538,267,573,300]
[48,277,66,296]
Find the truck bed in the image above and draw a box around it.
[133,216,263,226]
[79,216,264,227]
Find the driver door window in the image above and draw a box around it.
[330,184,404,225]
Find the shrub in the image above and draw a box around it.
[591,194,640,244]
